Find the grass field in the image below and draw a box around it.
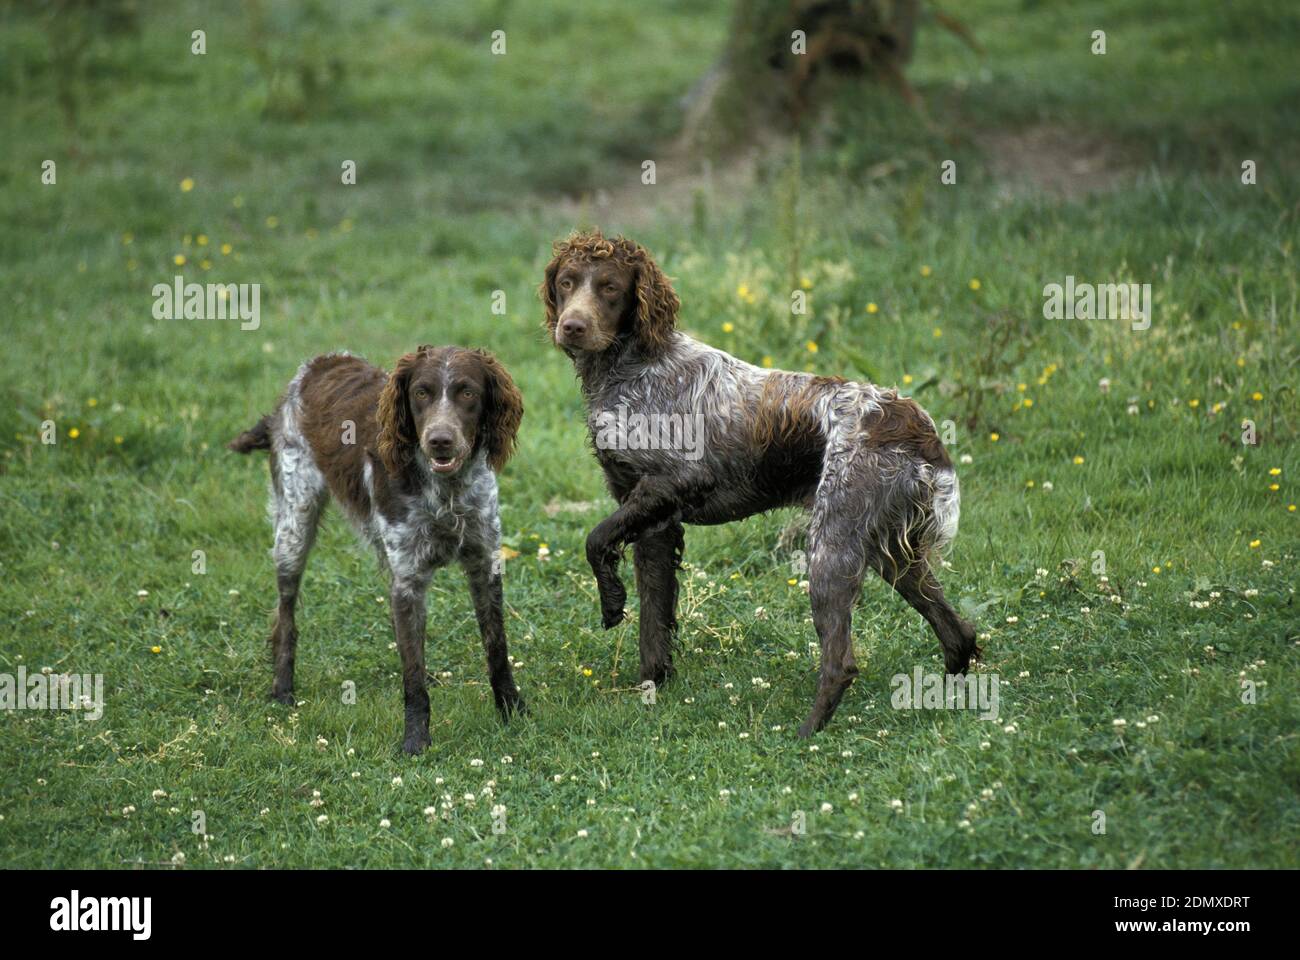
[2,0,1298,868]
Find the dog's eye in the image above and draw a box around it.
[558,278,573,291]
[602,284,619,296]
[413,387,429,400]
[460,389,477,401]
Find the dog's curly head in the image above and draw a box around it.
[540,229,679,357]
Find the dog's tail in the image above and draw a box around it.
[228,414,273,454]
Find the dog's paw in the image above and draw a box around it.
[401,730,431,755]
[497,691,527,721]
[796,710,829,738]
[269,688,296,706]
[641,661,675,688]
[599,579,627,629]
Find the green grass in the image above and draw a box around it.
[1,0,1297,868]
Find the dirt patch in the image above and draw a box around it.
[973,125,1133,199]
[545,143,764,232]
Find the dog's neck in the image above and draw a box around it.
[569,330,679,406]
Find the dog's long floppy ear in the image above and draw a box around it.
[376,347,427,475]
[475,349,524,472]
[539,246,562,339]
[629,240,679,356]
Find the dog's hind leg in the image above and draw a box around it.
[798,511,867,737]
[267,440,328,705]
[876,550,978,675]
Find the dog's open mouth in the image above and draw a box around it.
[429,454,461,474]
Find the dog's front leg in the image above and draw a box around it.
[633,521,684,687]
[462,548,525,721]
[586,476,681,630]
[390,576,431,754]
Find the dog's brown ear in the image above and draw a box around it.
[376,349,423,475]
[539,249,562,338]
[631,242,679,356]
[476,350,523,472]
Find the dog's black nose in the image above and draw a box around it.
[560,316,587,339]
[425,431,455,454]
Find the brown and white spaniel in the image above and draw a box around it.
[230,346,525,753]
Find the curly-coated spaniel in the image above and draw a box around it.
[230,346,525,753]
[541,230,977,736]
